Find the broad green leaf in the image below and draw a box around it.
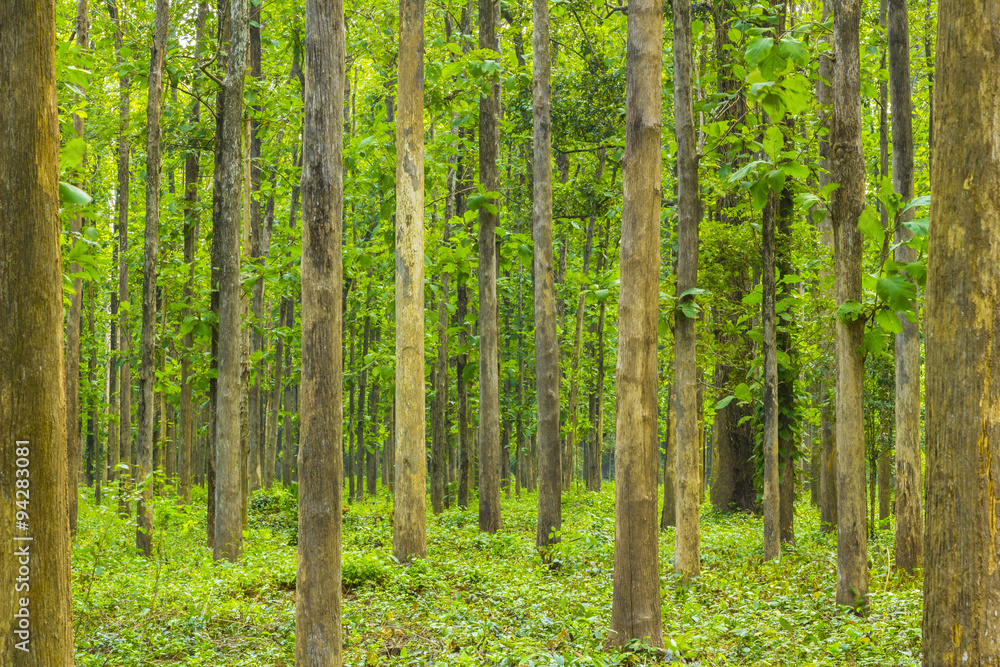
[59,181,92,206]
[875,308,903,334]
[836,300,864,322]
[857,207,883,245]
[876,273,917,312]
[745,36,774,66]
[762,125,783,160]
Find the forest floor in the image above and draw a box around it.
[72,482,920,666]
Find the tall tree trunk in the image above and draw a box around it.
[214,0,248,562]
[247,0,265,495]
[0,0,76,656]
[830,0,868,610]
[922,0,1000,658]
[673,0,701,582]
[888,0,922,574]
[532,0,560,550]
[356,315,369,502]
[296,0,345,660]
[108,0,133,519]
[477,0,502,534]
[180,1,207,506]
[762,195,780,561]
[86,284,98,490]
[394,0,427,557]
[136,0,169,558]
[610,0,663,645]
[66,0,89,539]
[776,135,796,545]
[431,223,450,514]
[814,0,837,534]
[367,378,379,496]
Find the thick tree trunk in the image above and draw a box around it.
[477,0,502,534]
[922,0,1000,660]
[777,169,796,546]
[532,0,560,550]
[296,0,345,660]
[214,0,248,562]
[830,0,868,610]
[610,0,663,645]
[673,0,701,582]
[888,0,922,574]
[762,195,780,562]
[0,1,76,657]
[136,0,169,558]
[394,0,427,558]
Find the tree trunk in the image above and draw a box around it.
[830,0,868,610]
[214,0,248,563]
[762,195,780,562]
[431,218,450,513]
[673,0,701,582]
[661,386,676,529]
[247,1,265,495]
[477,0,502,535]
[136,0,169,558]
[179,1,206,507]
[816,0,837,534]
[296,0,345,660]
[108,0,133,519]
[888,0,922,574]
[922,0,1000,659]
[610,0,663,645]
[0,1,76,657]
[777,156,796,546]
[356,315,369,502]
[394,0,428,558]
[532,0,560,550]
[87,284,98,490]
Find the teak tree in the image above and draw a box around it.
[922,0,1000,660]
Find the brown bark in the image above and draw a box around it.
[610,0,663,645]
[0,1,76,658]
[477,0,502,534]
[296,0,345,659]
[394,0,428,554]
[777,162,795,546]
[533,0,560,550]
[762,195,780,561]
[660,386,676,529]
[921,0,1000,660]
[830,0,868,610]
[179,0,207,508]
[431,224,450,514]
[136,0,169,558]
[888,0,922,573]
[214,0,248,562]
[673,0,700,581]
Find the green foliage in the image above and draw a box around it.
[72,485,920,666]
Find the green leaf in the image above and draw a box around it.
[762,125,783,160]
[875,308,903,334]
[745,36,774,66]
[727,28,742,43]
[734,383,753,403]
[836,300,864,322]
[857,207,883,245]
[715,395,736,410]
[59,181,92,206]
[779,37,809,67]
[876,273,917,312]
[902,217,928,238]
[902,195,931,213]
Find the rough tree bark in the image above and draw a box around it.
[533,0,561,550]
[921,0,1000,660]
[0,0,76,658]
[673,0,701,581]
[477,0,502,535]
[393,0,428,559]
[431,221,450,515]
[296,0,345,659]
[610,0,663,645]
[136,0,169,558]
[888,0,921,574]
[830,0,868,610]
[214,0,248,562]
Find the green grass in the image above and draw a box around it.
[72,482,921,666]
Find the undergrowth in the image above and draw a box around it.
[71,482,921,666]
